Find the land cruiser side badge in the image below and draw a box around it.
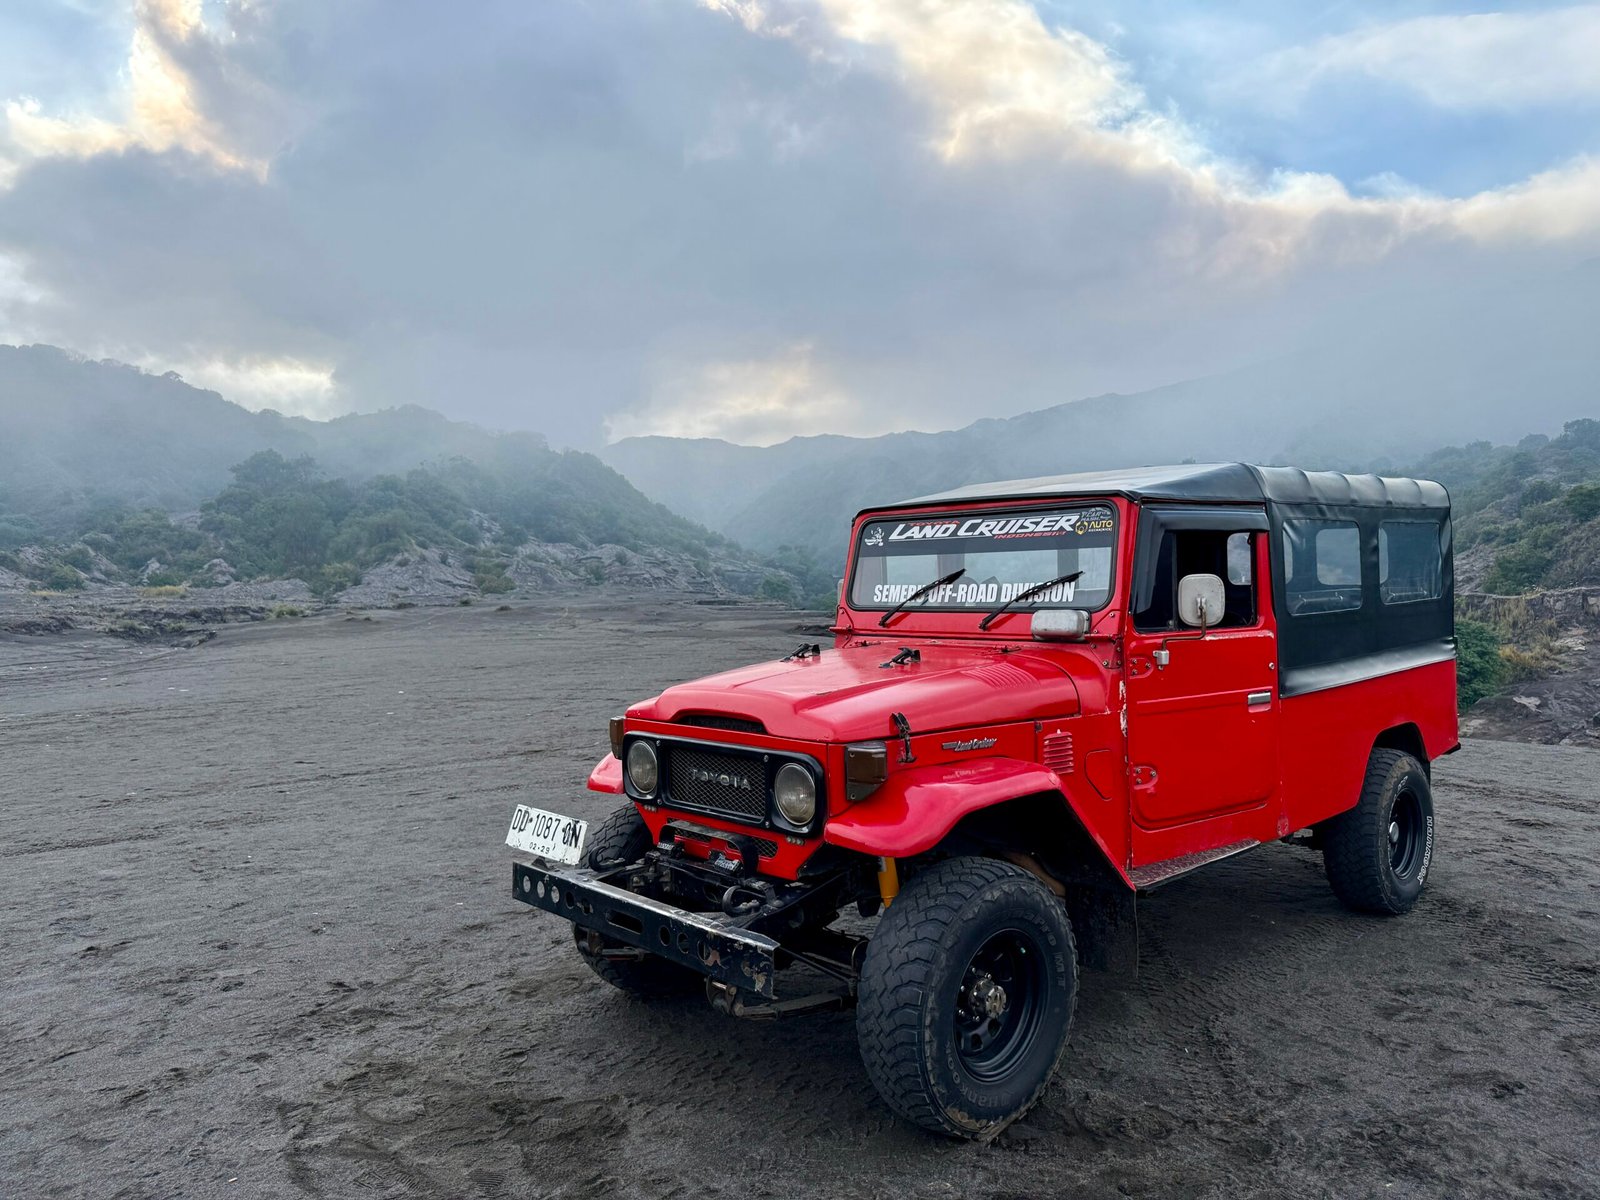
[942,737,998,752]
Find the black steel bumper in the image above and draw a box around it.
[512,859,781,997]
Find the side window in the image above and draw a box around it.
[1226,531,1252,586]
[1379,521,1443,604]
[1282,520,1363,615]
[1135,529,1257,631]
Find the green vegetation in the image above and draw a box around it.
[1404,419,1600,594]
[1453,619,1505,711]
[763,543,840,611]
[0,444,788,600]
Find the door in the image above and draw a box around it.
[1124,516,1281,834]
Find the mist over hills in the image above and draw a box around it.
[602,262,1600,561]
[0,345,566,523]
[0,344,777,599]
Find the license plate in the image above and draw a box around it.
[506,805,587,865]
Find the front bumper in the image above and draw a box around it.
[512,859,781,997]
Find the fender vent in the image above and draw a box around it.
[1043,732,1074,775]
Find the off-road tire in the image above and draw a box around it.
[573,804,698,997]
[856,857,1078,1139]
[1322,749,1436,915]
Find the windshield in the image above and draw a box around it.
[849,503,1117,616]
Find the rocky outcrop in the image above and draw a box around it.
[1461,668,1600,747]
[336,549,476,607]
[1458,588,1600,630]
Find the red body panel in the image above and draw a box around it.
[632,641,1080,742]
[825,756,1131,885]
[1280,659,1459,833]
[587,753,623,794]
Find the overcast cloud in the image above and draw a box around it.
[0,0,1597,447]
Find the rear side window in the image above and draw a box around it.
[1282,520,1362,615]
[1379,521,1443,604]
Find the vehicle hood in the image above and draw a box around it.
[632,640,1084,743]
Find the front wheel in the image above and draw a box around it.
[1322,749,1436,915]
[855,857,1078,1139]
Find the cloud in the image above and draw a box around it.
[157,354,342,419]
[1251,6,1600,113]
[0,0,1596,452]
[607,342,856,444]
[710,0,1600,269]
[3,0,278,176]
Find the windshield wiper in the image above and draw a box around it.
[978,571,1083,631]
[878,568,966,627]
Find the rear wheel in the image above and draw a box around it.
[855,857,1077,1139]
[573,804,699,998]
[1322,749,1436,915]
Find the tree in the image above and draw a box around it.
[1566,483,1600,524]
[1454,619,1504,711]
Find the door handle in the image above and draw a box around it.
[1246,690,1273,707]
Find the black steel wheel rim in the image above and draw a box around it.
[1389,788,1424,878]
[953,927,1047,1084]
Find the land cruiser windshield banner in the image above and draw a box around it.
[850,505,1117,612]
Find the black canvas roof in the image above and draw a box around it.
[877,463,1448,513]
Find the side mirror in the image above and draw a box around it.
[1031,609,1090,641]
[1178,574,1225,629]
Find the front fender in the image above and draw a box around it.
[823,756,1129,885]
[587,753,623,794]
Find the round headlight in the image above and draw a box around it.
[625,740,659,796]
[773,762,817,826]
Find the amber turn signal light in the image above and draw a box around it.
[844,741,889,802]
[609,715,625,759]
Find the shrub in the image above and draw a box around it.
[758,574,797,604]
[1520,478,1560,506]
[1500,644,1559,684]
[1566,483,1600,524]
[60,544,94,571]
[39,562,85,591]
[475,571,514,595]
[1454,618,1504,710]
[270,604,306,619]
[1484,544,1554,594]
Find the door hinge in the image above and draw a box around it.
[1131,764,1158,788]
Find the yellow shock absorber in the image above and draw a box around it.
[877,856,900,908]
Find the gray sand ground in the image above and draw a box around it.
[1,601,1596,1199]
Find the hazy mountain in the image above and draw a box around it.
[603,263,1600,562]
[0,345,551,525]
[0,345,740,575]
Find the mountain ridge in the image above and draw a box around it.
[601,266,1600,559]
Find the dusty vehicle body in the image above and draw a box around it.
[509,463,1459,1136]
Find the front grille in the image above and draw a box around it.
[678,713,766,734]
[665,745,767,823]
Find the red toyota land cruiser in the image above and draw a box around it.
[507,463,1458,1138]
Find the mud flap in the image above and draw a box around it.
[1063,883,1138,977]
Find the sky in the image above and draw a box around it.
[0,0,1597,449]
